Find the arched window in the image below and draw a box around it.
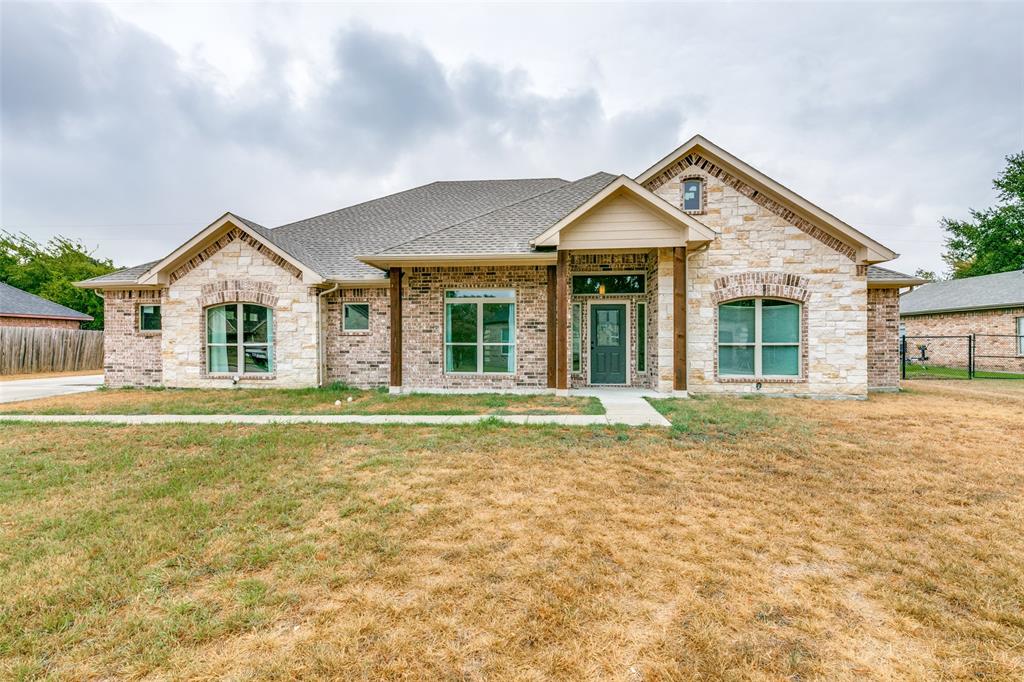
[718,298,800,377]
[682,178,703,211]
[207,303,273,374]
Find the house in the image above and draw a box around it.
[77,135,920,397]
[0,281,93,329]
[901,270,1024,373]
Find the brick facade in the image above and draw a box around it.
[323,287,391,388]
[0,316,82,329]
[902,307,1024,373]
[102,289,164,387]
[867,288,900,389]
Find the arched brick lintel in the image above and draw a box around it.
[197,280,279,309]
[710,272,810,305]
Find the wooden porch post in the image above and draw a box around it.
[673,246,687,392]
[546,264,557,388]
[389,267,402,390]
[555,250,568,391]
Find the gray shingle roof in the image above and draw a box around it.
[379,172,619,256]
[900,270,1024,315]
[273,178,569,279]
[867,265,920,282]
[81,260,161,284]
[0,281,93,321]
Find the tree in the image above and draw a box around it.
[0,232,116,330]
[913,268,937,281]
[941,152,1024,278]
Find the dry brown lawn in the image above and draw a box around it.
[1,380,1022,680]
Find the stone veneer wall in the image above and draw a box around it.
[402,265,548,389]
[102,289,164,387]
[903,306,1024,373]
[0,316,83,329]
[323,287,391,388]
[567,252,656,389]
[867,288,901,389]
[161,236,319,388]
[650,165,868,397]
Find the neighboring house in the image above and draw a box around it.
[0,281,93,329]
[901,270,1024,372]
[77,135,920,397]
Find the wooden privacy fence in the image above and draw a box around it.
[0,327,104,375]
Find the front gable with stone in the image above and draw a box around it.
[79,135,919,397]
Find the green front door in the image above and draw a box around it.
[590,304,627,384]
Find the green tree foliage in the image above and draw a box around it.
[941,152,1024,278]
[0,232,116,330]
[913,268,938,282]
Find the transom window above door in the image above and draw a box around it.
[444,290,515,374]
[206,303,273,374]
[718,298,800,377]
[572,274,645,296]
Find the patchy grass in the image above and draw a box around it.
[904,363,1024,380]
[1,381,1023,679]
[0,383,603,416]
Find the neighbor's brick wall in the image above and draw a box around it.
[867,288,900,389]
[0,316,82,329]
[402,265,548,389]
[102,289,164,387]
[162,234,319,388]
[323,287,391,388]
[650,166,868,397]
[903,307,1024,373]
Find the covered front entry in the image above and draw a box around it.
[590,303,627,384]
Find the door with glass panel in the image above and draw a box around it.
[590,304,627,384]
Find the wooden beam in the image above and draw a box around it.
[555,251,568,390]
[673,246,687,391]
[389,267,402,388]
[546,264,557,388]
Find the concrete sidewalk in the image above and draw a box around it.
[0,390,672,427]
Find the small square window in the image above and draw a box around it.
[343,303,370,331]
[683,179,702,211]
[140,305,161,331]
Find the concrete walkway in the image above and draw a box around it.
[0,389,672,427]
[0,373,103,404]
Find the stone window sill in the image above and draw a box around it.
[716,376,807,384]
[139,330,162,336]
[340,330,372,336]
[205,373,277,381]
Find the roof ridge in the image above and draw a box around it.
[369,175,606,256]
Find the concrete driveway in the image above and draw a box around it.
[0,373,104,404]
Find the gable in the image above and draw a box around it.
[168,227,304,284]
[636,135,897,264]
[558,192,686,250]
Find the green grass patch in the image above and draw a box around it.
[647,394,793,440]
[904,364,1024,380]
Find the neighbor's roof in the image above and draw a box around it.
[0,281,93,321]
[900,270,1024,315]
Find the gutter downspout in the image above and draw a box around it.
[317,283,341,387]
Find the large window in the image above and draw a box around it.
[444,290,515,373]
[207,303,273,374]
[572,274,645,296]
[718,298,800,377]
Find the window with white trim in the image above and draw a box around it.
[342,302,370,332]
[718,298,800,377]
[207,303,273,374]
[444,290,515,373]
[683,179,703,211]
[1017,316,1024,356]
[636,302,647,372]
[571,302,582,373]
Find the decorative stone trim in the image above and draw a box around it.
[710,272,810,383]
[197,280,279,309]
[643,153,858,260]
[710,272,810,304]
[169,228,302,283]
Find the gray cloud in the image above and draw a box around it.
[1,1,1021,275]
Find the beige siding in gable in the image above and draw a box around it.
[558,193,686,250]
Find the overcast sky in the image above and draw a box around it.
[2,1,1022,275]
